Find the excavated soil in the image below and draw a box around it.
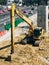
[0,35,49,65]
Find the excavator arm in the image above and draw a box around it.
[15,7,34,32]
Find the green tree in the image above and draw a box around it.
[0,0,7,4]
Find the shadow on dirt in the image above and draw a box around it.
[0,56,11,62]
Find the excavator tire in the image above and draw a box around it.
[21,37,35,45]
[33,40,40,46]
[21,39,27,44]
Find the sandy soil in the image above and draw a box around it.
[0,35,49,65]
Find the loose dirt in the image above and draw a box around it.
[0,35,49,65]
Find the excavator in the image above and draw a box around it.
[10,4,45,46]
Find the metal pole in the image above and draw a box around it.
[10,4,15,54]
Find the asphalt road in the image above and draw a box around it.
[0,6,37,22]
[0,6,37,31]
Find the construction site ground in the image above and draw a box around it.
[0,27,49,65]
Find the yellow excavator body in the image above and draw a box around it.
[10,3,45,46]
